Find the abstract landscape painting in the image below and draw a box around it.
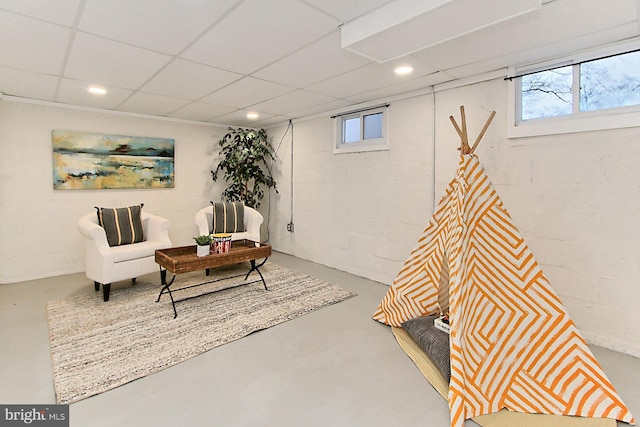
[52,130,175,190]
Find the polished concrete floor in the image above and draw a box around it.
[0,251,638,427]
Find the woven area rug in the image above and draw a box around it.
[47,262,356,404]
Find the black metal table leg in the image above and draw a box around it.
[158,258,269,318]
[156,267,178,318]
[245,258,269,290]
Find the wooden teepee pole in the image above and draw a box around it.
[470,110,496,154]
[459,105,469,153]
[449,106,496,155]
[449,107,469,154]
[449,115,464,142]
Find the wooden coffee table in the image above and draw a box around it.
[154,239,272,318]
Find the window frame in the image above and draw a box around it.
[334,106,389,154]
[507,40,640,139]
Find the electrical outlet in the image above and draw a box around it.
[287,222,294,232]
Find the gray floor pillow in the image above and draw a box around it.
[401,315,451,383]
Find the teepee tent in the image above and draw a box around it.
[374,107,634,427]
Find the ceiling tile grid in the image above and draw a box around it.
[63,32,173,89]
[78,0,240,55]
[0,10,71,75]
[181,0,341,75]
[57,78,132,109]
[0,0,80,26]
[0,66,58,101]
[168,102,237,123]
[201,77,295,110]
[0,0,638,127]
[140,59,243,101]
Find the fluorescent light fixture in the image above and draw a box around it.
[394,66,414,75]
[342,0,542,63]
[88,86,107,95]
[246,112,259,119]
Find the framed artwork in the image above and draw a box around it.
[52,130,175,190]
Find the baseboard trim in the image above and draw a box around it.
[582,331,640,359]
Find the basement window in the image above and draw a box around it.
[507,41,640,138]
[334,106,389,153]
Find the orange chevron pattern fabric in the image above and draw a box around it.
[373,155,634,427]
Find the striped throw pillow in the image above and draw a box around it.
[210,202,245,234]
[96,204,145,247]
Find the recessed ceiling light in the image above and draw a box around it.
[394,66,414,75]
[88,86,107,95]
[246,112,259,119]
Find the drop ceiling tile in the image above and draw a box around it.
[253,114,292,127]
[0,10,71,74]
[0,0,80,26]
[212,109,277,127]
[56,78,132,109]
[141,59,242,101]
[386,54,441,77]
[307,62,430,99]
[182,0,340,74]
[64,32,172,89]
[253,31,372,88]
[0,0,635,125]
[79,0,239,55]
[345,72,455,103]
[0,66,58,100]
[289,98,353,119]
[302,0,394,22]
[250,90,339,116]
[118,92,190,116]
[167,102,236,122]
[201,77,294,109]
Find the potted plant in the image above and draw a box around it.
[193,235,212,257]
[211,127,277,209]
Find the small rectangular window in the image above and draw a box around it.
[342,116,360,143]
[508,43,640,138]
[517,50,640,122]
[521,65,572,120]
[363,112,383,139]
[580,51,640,112]
[334,106,388,153]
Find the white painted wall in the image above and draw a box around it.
[2,76,639,357]
[267,78,640,357]
[268,94,434,286]
[0,100,228,283]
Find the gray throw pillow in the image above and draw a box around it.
[95,204,144,247]
[402,315,451,383]
[210,201,245,234]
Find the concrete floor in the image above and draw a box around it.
[0,251,638,427]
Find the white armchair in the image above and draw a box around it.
[195,205,263,243]
[77,211,172,301]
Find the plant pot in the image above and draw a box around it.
[196,244,210,257]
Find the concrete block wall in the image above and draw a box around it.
[267,95,434,286]
[268,78,640,357]
[438,80,640,356]
[2,76,639,356]
[0,100,227,283]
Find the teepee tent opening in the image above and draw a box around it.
[373,107,635,427]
